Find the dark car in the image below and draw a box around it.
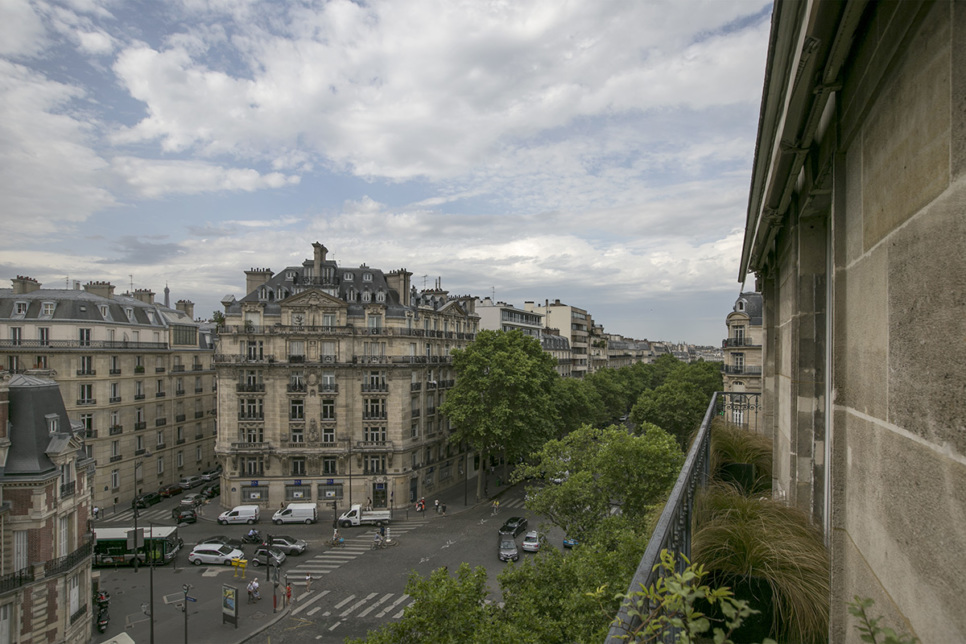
[171,508,198,524]
[200,482,220,499]
[134,492,161,508]
[159,483,184,498]
[499,516,528,537]
[498,534,519,562]
[201,466,222,482]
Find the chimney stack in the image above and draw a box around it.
[175,300,195,320]
[10,276,41,294]
[132,288,154,304]
[83,281,116,299]
[245,268,274,295]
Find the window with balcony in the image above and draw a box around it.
[291,458,306,476]
[111,469,119,489]
[321,399,335,420]
[364,398,386,419]
[290,399,304,420]
[78,328,91,346]
[291,425,304,443]
[245,427,264,443]
[78,383,94,405]
[110,382,120,403]
[321,371,336,390]
[240,398,263,419]
[9,327,22,346]
[289,340,305,362]
[364,426,386,443]
[243,457,264,476]
[157,457,164,474]
[322,313,336,329]
[38,327,50,346]
[290,371,305,392]
[247,341,263,361]
[156,379,165,396]
[177,452,183,468]
[157,430,164,446]
[411,422,419,439]
[364,455,386,474]
[135,380,144,399]
[322,426,334,444]
[322,458,337,475]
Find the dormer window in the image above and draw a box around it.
[99,304,109,318]
[376,291,386,303]
[362,291,371,303]
[125,307,134,322]
[286,271,296,280]
[42,302,55,317]
[363,273,372,282]
[736,299,746,312]
[45,413,59,434]
[344,272,353,281]
[14,301,28,317]
[260,287,267,300]
[146,310,155,324]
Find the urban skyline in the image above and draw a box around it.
[0,0,772,344]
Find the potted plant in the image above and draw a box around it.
[692,485,829,643]
[710,419,773,494]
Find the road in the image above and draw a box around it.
[92,483,558,644]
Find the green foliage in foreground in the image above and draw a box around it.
[848,597,919,644]
[606,550,778,644]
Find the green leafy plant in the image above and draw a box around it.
[606,549,777,644]
[848,597,919,644]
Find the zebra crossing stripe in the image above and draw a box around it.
[290,590,329,615]
[340,593,377,617]
[376,594,410,618]
[333,595,356,610]
[357,593,394,618]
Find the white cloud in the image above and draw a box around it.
[0,59,114,235]
[111,156,300,197]
[0,0,48,58]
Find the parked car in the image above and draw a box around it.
[133,492,161,508]
[498,534,519,562]
[158,483,183,497]
[562,536,579,549]
[522,530,541,553]
[250,545,286,567]
[266,535,307,556]
[187,544,244,566]
[180,493,204,508]
[179,475,204,489]
[195,535,244,550]
[171,508,198,524]
[499,516,528,537]
[200,482,220,499]
[201,467,222,482]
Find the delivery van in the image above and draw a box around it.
[272,502,318,525]
[217,505,260,525]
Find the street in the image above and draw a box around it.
[92,481,560,644]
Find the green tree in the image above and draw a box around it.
[440,330,559,500]
[585,369,629,424]
[347,564,525,644]
[631,381,709,447]
[515,424,683,543]
[211,310,225,326]
[552,377,604,436]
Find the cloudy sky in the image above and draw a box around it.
[0,0,771,345]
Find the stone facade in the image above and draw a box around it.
[0,279,217,510]
[0,374,95,643]
[721,292,762,393]
[215,243,478,512]
[740,2,966,641]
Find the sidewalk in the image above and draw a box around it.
[394,470,515,522]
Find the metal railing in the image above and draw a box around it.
[0,339,168,350]
[722,337,761,348]
[0,568,34,594]
[721,365,763,375]
[607,391,762,642]
[46,541,93,577]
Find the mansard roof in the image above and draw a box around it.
[2,375,83,478]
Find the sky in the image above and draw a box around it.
[0,0,772,345]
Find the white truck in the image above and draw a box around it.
[338,505,392,527]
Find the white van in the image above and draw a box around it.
[272,502,317,525]
[217,505,260,525]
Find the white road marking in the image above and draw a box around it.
[376,594,410,618]
[357,593,394,618]
[340,593,377,617]
[290,590,329,616]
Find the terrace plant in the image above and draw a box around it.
[709,420,773,494]
[692,486,830,644]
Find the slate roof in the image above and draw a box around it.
[732,292,763,326]
[3,374,79,477]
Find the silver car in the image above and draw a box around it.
[268,535,307,555]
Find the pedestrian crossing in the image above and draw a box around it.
[285,520,428,577]
[96,505,180,524]
[289,588,414,625]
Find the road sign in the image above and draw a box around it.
[186,597,197,602]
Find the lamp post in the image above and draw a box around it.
[148,521,156,644]
[182,584,191,644]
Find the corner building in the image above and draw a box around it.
[215,243,478,513]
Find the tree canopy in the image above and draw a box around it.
[440,330,559,499]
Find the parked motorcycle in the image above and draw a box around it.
[96,607,110,633]
[94,590,110,608]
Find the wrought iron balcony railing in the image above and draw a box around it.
[722,337,761,348]
[607,391,761,642]
[45,541,93,577]
[721,364,763,375]
[0,567,34,594]
[0,339,168,350]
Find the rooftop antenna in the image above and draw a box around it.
[129,274,134,292]
[422,275,428,289]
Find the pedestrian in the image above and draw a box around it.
[305,573,312,592]
[286,583,292,607]
[92,506,99,520]
[366,497,372,511]
[441,503,447,516]
[434,499,440,514]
